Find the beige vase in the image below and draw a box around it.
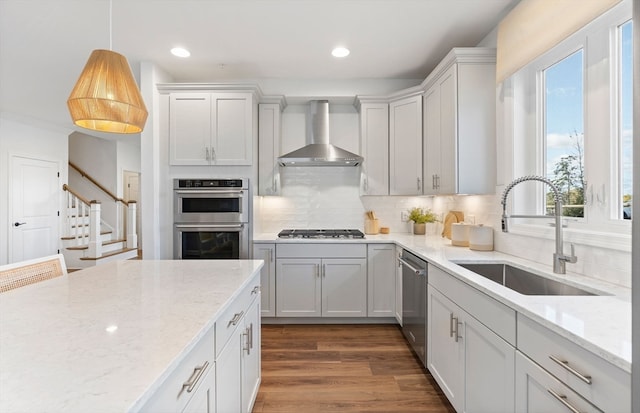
[413,222,426,235]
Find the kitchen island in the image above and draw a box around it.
[0,259,263,412]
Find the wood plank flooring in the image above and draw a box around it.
[253,324,455,413]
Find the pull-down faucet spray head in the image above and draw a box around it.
[500,175,561,233]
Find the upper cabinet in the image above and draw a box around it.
[389,93,423,195]
[423,48,496,195]
[161,86,257,166]
[258,99,286,196]
[357,99,389,195]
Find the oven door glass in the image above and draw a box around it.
[175,225,248,259]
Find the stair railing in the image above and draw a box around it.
[68,162,137,250]
[62,184,102,257]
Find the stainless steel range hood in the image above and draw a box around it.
[278,100,363,167]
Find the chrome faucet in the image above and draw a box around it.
[501,175,577,274]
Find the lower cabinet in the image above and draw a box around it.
[253,243,276,316]
[275,244,367,318]
[181,363,215,413]
[276,257,367,317]
[366,244,396,317]
[428,285,515,413]
[215,275,262,413]
[515,351,600,413]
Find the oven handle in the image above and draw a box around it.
[175,190,245,196]
[175,224,245,229]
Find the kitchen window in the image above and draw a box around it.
[508,1,632,249]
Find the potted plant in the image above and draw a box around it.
[407,207,438,235]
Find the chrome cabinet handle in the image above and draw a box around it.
[270,248,274,262]
[453,318,461,342]
[227,310,244,328]
[547,389,583,413]
[181,361,209,394]
[432,174,436,190]
[549,355,592,384]
[210,147,216,162]
[243,326,251,355]
[316,264,320,278]
[416,177,421,190]
[205,147,210,161]
[249,322,254,349]
[449,313,455,338]
[251,285,260,295]
[322,264,326,278]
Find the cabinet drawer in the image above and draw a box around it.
[215,279,260,358]
[429,264,516,345]
[518,315,630,412]
[277,243,366,258]
[142,326,214,412]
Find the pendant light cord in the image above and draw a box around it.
[109,0,113,50]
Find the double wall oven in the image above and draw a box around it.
[173,178,251,259]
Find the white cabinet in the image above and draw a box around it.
[517,314,630,412]
[181,363,215,413]
[258,101,284,195]
[215,274,261,413]
[422,48,496,195]
[427,264,516,413]
[253,243,276,316]
[275,244,367,318]
[389,93,423,195]
[357,100,389,195]
[169,92,254,166]
[515,351,601,413]
[366,244,395,317]
[394,245,402,324]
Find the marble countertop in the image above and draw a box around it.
[255,232,632,373]
[0,259,264,413]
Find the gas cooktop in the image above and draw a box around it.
[277,229,365,239]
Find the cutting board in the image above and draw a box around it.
[441,211,464,239]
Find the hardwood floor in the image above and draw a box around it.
[253,324,455,413]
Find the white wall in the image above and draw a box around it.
[0,114,70,264]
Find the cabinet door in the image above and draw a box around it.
[321,258,367,317]
[462,309,515,413]
[216,326,242,413]
[359,103,389,195]
[253,244,276,317]
[211,93,253,165]
[389,95,423,195]
[169,93,211,166]
[515,352,601,413]
[394,246,402,324]
[437,65,457,195]
[258,104,281,195]
[241,298,261,413]
[423,84,441,195]
[276,259,321,317]
[181,365,215,413]
[367,244,395,317]
[427,285,463,412]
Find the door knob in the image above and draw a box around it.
[14,222,26,227]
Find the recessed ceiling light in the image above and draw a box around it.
[171,47,191,58]
[331,47,350,58]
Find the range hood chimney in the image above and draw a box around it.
[277,100,363,167]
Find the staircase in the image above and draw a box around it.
[61,165,138,270]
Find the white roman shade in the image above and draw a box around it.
[496,0,622,83]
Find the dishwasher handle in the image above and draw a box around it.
[398,256,426,276]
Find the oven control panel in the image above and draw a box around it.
[175,179,246,189]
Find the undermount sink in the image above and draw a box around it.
[455,263,597,296]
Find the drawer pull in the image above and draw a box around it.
[549,355,592,385]
[181,361,209,394]
[251,285,260,295]
[547,389,583,413]
[227,311,244,328]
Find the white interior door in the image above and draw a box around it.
[10,155,60,263]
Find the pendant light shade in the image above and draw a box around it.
[67,49,148,134]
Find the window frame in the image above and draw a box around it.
[506,0,632,252]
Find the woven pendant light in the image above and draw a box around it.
[67,49,147,134]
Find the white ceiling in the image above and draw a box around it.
[0,0,516,133]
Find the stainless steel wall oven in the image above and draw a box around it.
[173,179,251,259]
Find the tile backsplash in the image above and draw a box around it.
[256,168,631,288]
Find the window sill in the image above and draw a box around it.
[509,223,631,253]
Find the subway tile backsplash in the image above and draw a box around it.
[257,168,631,288]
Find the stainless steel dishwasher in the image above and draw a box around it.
[399,249,428,367]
